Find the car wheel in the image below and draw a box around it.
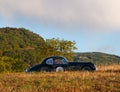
[41,67,50,72]
[81,66,92,71]
[56,67,64,72]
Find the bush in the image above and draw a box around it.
[0,56,27,72]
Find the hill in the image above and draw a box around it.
[0,27,45,51]
[0,27,120,72]
[74,52,120,65]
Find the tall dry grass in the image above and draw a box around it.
[0,65,120,92]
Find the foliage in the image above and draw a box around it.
[45,38,77,61]
[0,56,26,72]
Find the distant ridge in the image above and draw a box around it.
[74,52,120,65]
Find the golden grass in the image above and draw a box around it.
[0,65,120,92]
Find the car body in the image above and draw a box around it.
[26,56,97,72]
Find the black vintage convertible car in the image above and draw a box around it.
[26,56,97,72]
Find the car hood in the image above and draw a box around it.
[26,64,41,72]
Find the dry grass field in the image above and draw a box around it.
[0,65,120,92]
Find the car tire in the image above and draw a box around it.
[56,67,64,72]
[81,66,92,71]
[40,67,50,72]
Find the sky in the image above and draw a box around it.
[0,0,120,56]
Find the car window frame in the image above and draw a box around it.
[53,57,68,65]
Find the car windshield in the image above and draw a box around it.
[62,57,68,63]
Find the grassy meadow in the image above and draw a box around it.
[0,65,120,92]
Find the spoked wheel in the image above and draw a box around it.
[56,67,64,72]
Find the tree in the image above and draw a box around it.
[45,38,77,61]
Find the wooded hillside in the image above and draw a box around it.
[0,27,76,72]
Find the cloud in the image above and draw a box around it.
[1,0,120,30]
